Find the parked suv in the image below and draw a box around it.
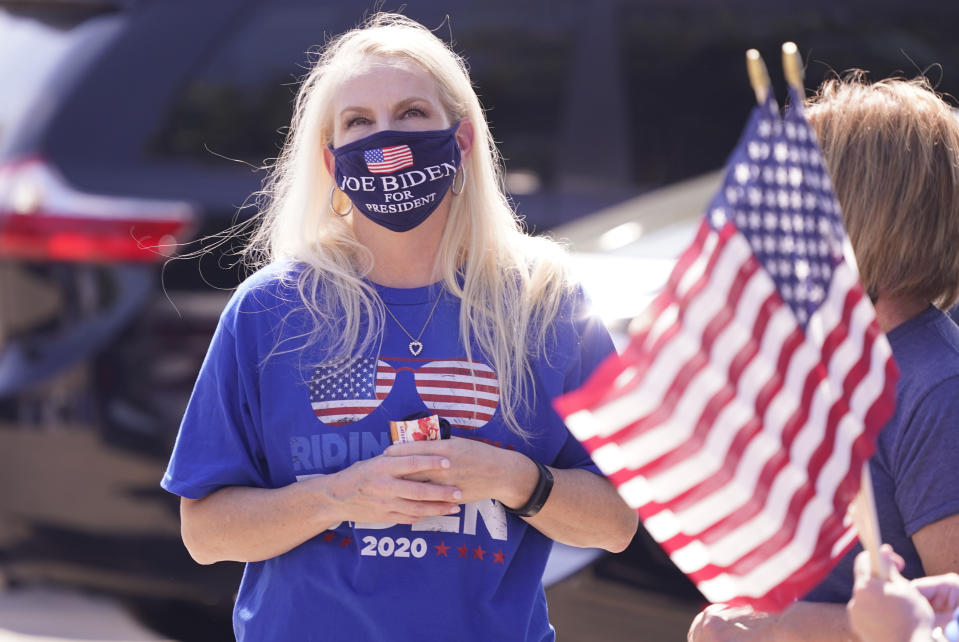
[3,0,957,640]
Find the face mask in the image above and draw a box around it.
[330,123,462,232]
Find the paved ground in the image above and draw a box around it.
[547,568,701,641]
[0,585,171,642]
[0,572,699,642]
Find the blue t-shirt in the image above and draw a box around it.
[161,263,615,642]
[805,306,959,602]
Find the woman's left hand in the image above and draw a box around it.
[384,437,537,508]
[387,436,638,553]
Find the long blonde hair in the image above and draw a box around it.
[245,13,577,438]
[806,73,959,308]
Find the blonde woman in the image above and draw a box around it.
[161,13,637,642]
[689,75,959,642]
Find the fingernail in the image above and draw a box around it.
[448,505,461,513]
[441,458,451,469]
[453,490,462,500]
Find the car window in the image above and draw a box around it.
[0,7,121,157]
[0,11,75,150]
[150,5,357,167]
[149,2,627,201]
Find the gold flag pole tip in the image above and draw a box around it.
[745,49,771,105]
[781,42,804,93]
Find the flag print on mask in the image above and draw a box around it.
[309,356,499,428]
[364,145,414,174]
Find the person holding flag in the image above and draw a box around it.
[690,74,959,641]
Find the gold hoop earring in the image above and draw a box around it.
[329,186,353,217]
[451,165,466,195]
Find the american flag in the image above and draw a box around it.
[413,359,499,429]
[310,357,390,425]
[364,145,414,174]
[554,88,898,611]
[311,357,499,429]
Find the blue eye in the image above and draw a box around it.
[346,116,371,128]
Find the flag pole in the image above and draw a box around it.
[745,49,770,105]
[852,464,890,580]
[783,38,889,581]
[781,42,804,94]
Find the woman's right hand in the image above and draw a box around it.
[317,454,463,525]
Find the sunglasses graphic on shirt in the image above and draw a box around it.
[309,357,499,428]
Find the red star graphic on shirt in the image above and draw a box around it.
[457,544,468,558]
[472,545,486,560]
[434,541,450,557]
[492,550,506,564]
[322,532,337,543]
[339,536,353,547]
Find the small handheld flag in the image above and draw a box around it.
[554,51,898,611]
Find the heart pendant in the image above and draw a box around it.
[409,340,423,356]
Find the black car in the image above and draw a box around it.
[2,1,958,640]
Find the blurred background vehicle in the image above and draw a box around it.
[2,0,958,640]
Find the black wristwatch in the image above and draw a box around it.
[505,460,554,518]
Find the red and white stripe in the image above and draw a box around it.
[414,360,499,429]
[555,220,897,610]
[366,145,414,174]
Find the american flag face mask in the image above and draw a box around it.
[329,122,462,232]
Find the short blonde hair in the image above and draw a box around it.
[805,73,959,309]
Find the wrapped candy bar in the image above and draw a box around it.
[390,414,442,443]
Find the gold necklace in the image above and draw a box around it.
[382,294,442,356]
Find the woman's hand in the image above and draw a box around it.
[319,453,464,524]
[913,573,959,630]
[385,437,637,551]
[688,600,858,642]
[383,437,537,507]
[687,604,783,642]
[847,545,936,642]
[179,453,462,565]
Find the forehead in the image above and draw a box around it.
[333,57,442,109]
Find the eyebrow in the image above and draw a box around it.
[338,96,434,117]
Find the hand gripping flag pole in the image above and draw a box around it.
[554,43,899,611]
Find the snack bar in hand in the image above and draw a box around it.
[390,414,443,443]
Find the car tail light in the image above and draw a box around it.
[0,157,197,262]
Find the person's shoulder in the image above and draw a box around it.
[220,261,314,326]
[497,230,607,332]
[883,308,959,439]
[234,261,304,306]
[541,277,614,365]
[889,307,959,383]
